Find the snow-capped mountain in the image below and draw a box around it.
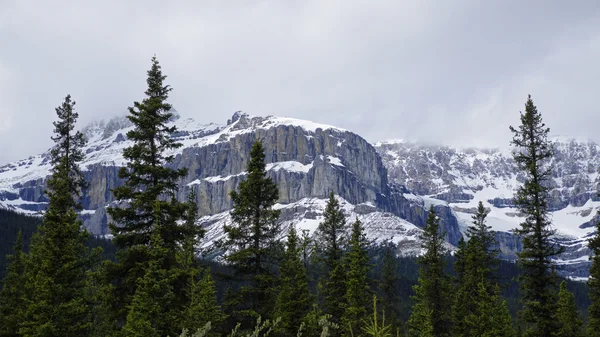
[1,111,597,278]
[0,112,458,258]
[374,139,600,279]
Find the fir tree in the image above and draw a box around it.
[181,269,225,336]
[555,281,583,337]
[589,216,600,337]
[20,95,94,337]
[453,201,502,337]
[122,227,176,337]
[0,231,27,337]
[408,206,453,337]
[342,218,370,336]
[220,140,281,325]
[273,226,312,335]
[379,247,400,330]
[179,191,224,335]
[314,191,347,324]
[509,95,561,337]
[104,56,200,331]
[464,281,515,337]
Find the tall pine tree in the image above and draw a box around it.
[20,95,94,337]
[220,140,281,326]
[408,206,453,337]
[510,95,561,337]
[588,215,600,337]
[273,226,312,335]
[104,56,200,334]
[314,191,347,326]
[341,217,370,336]
[0,231,27,337]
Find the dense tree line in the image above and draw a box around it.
[0,58,599,336]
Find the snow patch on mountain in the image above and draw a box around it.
[198,196,430,256]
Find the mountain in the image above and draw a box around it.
[1,112,597,278]
[374,139,600,279]
[0,112,459,257]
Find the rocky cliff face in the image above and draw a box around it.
[374,139,600,278]
[2,112,597,278]
[0,112,462,253]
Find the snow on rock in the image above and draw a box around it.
[197,196,429,256]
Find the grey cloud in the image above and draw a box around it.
[1,0,600,164]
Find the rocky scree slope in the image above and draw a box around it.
[374,139,600,279]
[0,112,459,256]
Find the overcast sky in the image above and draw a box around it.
[1,1,600,165]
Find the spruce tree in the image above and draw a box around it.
[589,216,600,337]
[509,95,561,337]
[342,218,370,336]
[314,191,347,324]
[179,191,224,335]
[104,56,200,332]
[0,231,27,337]
[20,95,94,337]
[408,206,453,337]
[453,201,503,337]
[220,140,281,325]
[464,281,515,337]
[379,247,400,330]
[555,281,583,337]
[273,226,312,335]
[122,228,175,337]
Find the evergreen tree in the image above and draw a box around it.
[181,269,224,336]
[589,216,600,337]
[104,56,199,332]
[122,229,175,337]
[509,95,562,337]
[379,247,400,330]
[408,206,453,337]
[273,226,312,335]
[555,281,583,337]
[220,140,281,325]
[179,191,224,335]
[464,281,515,337]
[20,95,94,337]
[314,191,347,324]
[0,231,27,337]
[453,201,502,337]
[342,218,370,336]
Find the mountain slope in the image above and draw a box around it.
[374,139,600,279]
[0,112,460,257]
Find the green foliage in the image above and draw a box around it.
[588,216,600,337]
[0,231,26,337]
[342,217,370,335]
[379,247,400,330]
[19,94,96,337]
[220,140,282,325]
[179,190,224,335]
[453,201,506,337]
[274,226,312,335]
[122,215,178,337]
[408,206,453,337]
[555,281,583,337]
[464,281,515,337]
[509,95,562,337]
[362,296,393,337]
[105,56,201,331]
[315,191,347,324]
